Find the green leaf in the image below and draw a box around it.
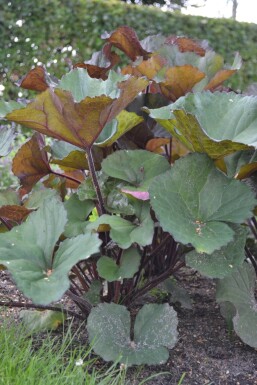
[149,153,256,254]
[58,68,126,102]
[0,100,25,119]
[0,125,16,157]
[87,303,178,366]
[97,247,141,282]
[64,193,94,237]
[106,186,135,216]
[24,189,58,209]
[219,302,236,331]
[102,150,170,191]
[147,92,257,158]
[87,202,154,249]
[0,198,101,304]
[186,225,248,278]
[171,92,257,147]
[95,111,143,147]
[216,262,257,348]
[50,140,81,159]
[224,150,257,179]
[20,309,66,333]
[83,280,102,306]
[161,278,192,309]
[0,190,19,207]
[95,119,118,146]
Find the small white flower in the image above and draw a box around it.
[75,358,83,366]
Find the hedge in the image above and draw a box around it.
[1,0,257,97]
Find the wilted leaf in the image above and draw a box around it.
[186,225,247,278]
[149,153,256,254]
[0,198,101,304]
[87,303,178,366]
[20,309,65,333]
[165,36,206,56]
[102,26,149,61]
[74,43,120,79]
[12,133,52,193]
[17,66,58,92]
[97,247,141,282]
[216,262,257,348]
[0,205,32,223]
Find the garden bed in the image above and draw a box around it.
[1,269,257,385]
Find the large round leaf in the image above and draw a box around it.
[102,150,170,191]
[149,153,256,254]
[87,303,178,366]
[147,92,257,158]
[216,262,257,348]
[186,225,248,278]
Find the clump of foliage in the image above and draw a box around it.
[1,26,257,366]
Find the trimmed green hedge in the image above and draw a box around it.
[1,0,257,97]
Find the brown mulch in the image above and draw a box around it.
[1,269,257,385]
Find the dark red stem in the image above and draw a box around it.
[86,147,106,215]
[51,171,82,185]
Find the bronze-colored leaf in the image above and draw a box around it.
[51,150,89,170]
[100,77,149,124]
[160,65,205,101]
[123,56,205,101]
[165,36,206,56]
[7,78,148,150]
[122,54,165,78]
[74,43,120,79]
[0,205,32,223]
[59,169,85,189]
[102,26,149,61]
[17,66,58,92]
[146,138,170,154]
[12,133,52,193]
[7,88,113,149]
[204,69,237,91]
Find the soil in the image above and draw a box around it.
[1,269,257,385]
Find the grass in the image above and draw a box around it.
[0,319,186,385]
[0,320,127,385]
